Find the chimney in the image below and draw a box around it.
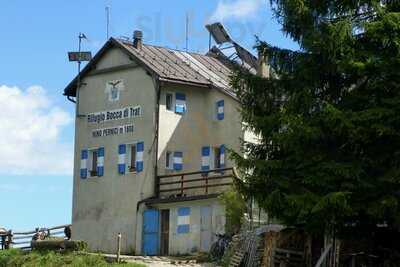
[133,30,143,49]
[257,49,270,78]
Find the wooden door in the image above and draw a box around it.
[160,209,170,255]
[200,206,212,252]
[142,209,159,256]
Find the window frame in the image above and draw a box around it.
[165,151,173,170]
[88,148,99,177]
[213,146,221,169]
[127,143,138,173]
[165,92,174,112]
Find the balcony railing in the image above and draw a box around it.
[157,168,236,198]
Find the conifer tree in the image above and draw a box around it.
[232,0,400,236]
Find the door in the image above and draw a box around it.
[160,210,170,255]
[200,206,212,252]
[142,209,159,255]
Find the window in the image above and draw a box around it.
[166,151,172,169]
[166,93,173,111]
[128,144,137,172]
[119,142,144,174]
[89,149,98,177]
[213,147,221,169]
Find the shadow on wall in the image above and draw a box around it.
[157,83,241,197]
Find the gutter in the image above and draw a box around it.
[154,76,161,198]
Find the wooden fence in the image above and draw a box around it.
[157,167,236,197]
[0,224,71,251]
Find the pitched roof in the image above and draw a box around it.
[63,38,236,98]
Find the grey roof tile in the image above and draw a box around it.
[64,38,237,99]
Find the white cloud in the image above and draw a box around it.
[0,85,73,175]
[209,0,264,22]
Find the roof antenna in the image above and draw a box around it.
[106,6,110,39]
[185,12,189,52]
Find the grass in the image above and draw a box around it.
[0,249,146,267]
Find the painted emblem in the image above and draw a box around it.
[105,80,124,102]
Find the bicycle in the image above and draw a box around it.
[210,233,232,260]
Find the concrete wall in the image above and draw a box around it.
[71,45,244,255]
[72,47,156,254]
[138,198,226,255]
[157,84,243,174]
[157,84,243,197]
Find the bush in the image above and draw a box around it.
[0,249,22,267]
[219,190,246,235]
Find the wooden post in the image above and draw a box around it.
[323,233,333,267]
[350,255,356,267]
[304,234,312,267]
[0,234,5,250]
[333,239,340,267]
[116,233,121,263]
[156,176,160,198]
[180,175,184,195]
[205,174,208,194]
[6,230,13,249]
[263,231,278,267]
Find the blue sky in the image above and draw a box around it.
[0,0,297,231]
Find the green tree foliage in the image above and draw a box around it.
[219,190,246,234]
[231,0,400,236]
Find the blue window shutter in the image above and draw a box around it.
[217,100,224,120]
[201,146,210,171]
[118,144,126,175]
[97,147,105,177]
[173,151,183,171]
[175,93,186,114]
[220,144,225,168]
[177,207,190,234]
[136,142,144,172]
[80,149,88,179]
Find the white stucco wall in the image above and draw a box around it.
[141,198,226,255]
[157,84,243,173]
[72,47,156,254]
[71,45,245,255]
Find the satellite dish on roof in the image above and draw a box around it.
[206,22,232,45]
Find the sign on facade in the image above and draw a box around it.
[105,80,124,102]
[87,106,142,124]
[92,124,134,138]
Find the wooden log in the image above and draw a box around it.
[262,231,279,267]
[31,239,87,251]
